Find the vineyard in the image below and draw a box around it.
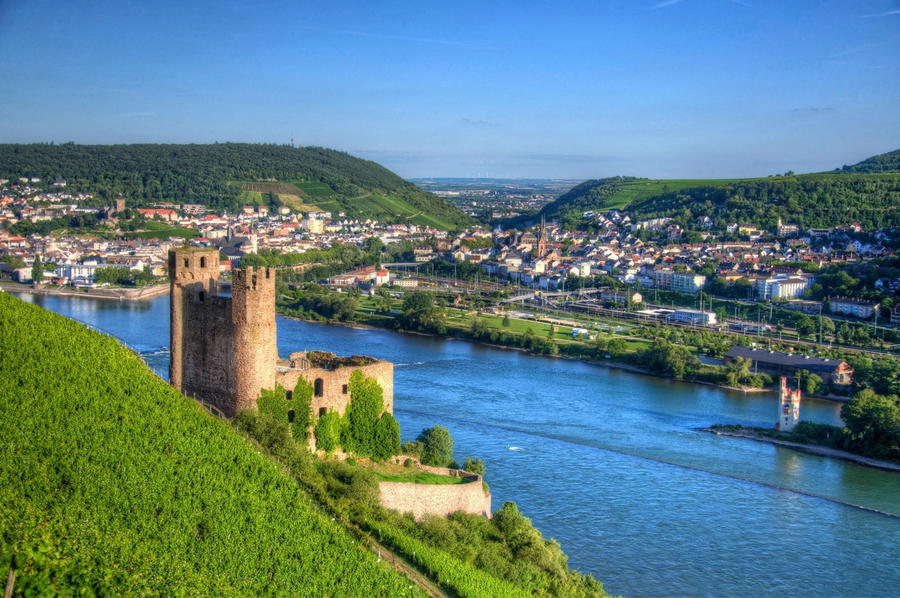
[0,293,420,596]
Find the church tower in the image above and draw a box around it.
[536,214,547,258]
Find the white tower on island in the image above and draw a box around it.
[776,376,801,432]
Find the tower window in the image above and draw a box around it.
[319,407,327,417]
[342,384,348,394]
[285,390,293,400]
[200,257,206,268]
[288,409,295,423]
[314,378,324,397]
[183,258,189,268]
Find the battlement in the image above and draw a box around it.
[169,246,219,284]
[232,266,275,291]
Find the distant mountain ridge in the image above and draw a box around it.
[0,143,473,230]
[539,149,900,231]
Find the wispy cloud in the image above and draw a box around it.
[729,0,753,7]
[861,9,900,18]
[650,0,683,9]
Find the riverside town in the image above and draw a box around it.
[1,3,899,597]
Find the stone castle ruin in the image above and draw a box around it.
[168,246,392,418]
[169,246,488,519]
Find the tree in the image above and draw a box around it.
[817,316,835,341]
[372,413,401,461]
[292,377,314,440]
[417,425,454,467]
[840,389,900,459]
[376,288,392,313]
[796,315,816,338]
[397,291,441,332]
[502,314,511,327]
[341,370,384,457]
[31,255,43,284]
[795,369,822,396]
[726,357,751,386]
[315,410,341,453]
[463,457,486,476]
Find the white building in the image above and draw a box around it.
[755,274,812,300]
[666,309,717,326]
[829,297,880,319]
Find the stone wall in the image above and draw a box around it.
[379,474,491,520]
[276,358,394,417]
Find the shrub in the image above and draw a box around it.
[372,413,401,461]
[314,410,341,453]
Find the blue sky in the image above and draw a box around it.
[0,0,898,178]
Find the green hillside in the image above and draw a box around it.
[540,151,900,231]
[0,143,474,229]
[0,292,417,596]
[836,148,900,174]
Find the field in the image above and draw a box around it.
[0,293,418,596]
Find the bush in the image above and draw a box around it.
[463,457,486,476]
[314,410,341,453]
[372,413,401,461]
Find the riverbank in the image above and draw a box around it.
[703,426,900,472]
[279,311,789,400]
[0,281,169,301]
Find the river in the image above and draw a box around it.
[14,292,900,597]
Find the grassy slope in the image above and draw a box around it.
[0,293,416,596]
[542,171,900,229]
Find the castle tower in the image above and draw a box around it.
[169,247,220,392]
[776,376,801,432]
[231,266,278,413]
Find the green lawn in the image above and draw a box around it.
[375,471,473,485]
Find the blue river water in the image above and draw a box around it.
[14,293,900,597]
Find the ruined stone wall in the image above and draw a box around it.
[379,476,491,520]
[180,295,236,413]
[276,360,394,417]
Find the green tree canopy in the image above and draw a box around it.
[841,389,900,460]
[417,425,455,467]
[341,369,385,457]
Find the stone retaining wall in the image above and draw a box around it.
[379,473,491,520]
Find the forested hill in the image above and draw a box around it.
[540,172,900,232]
[836,148,900,174]
[0,292,416,595]
[0,143,473,229]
